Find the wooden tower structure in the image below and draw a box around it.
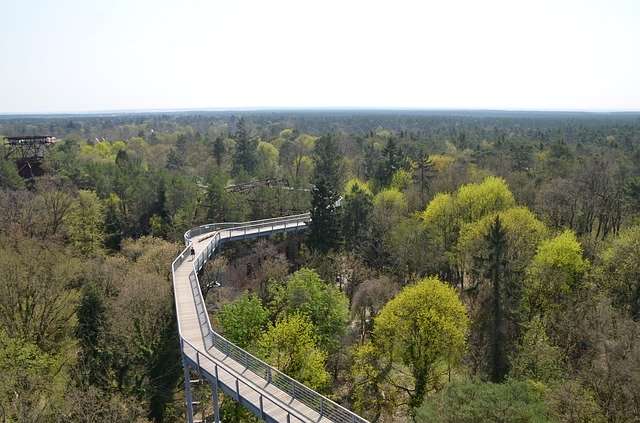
[3,135,59,178]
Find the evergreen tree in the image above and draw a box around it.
[232,117,257,176]
[485,215,508,382]
[308,179,341,253]
[308,135,342,253]
[75,283,109,389]
[341,183,373,254]
[415,153,436,207]
[379,137,403,187]
[312,134,341,191]
[213,135,226,168]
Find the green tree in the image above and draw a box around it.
[74,282,110,389]
[0,236,80,352]
[379,137,403,186]
[457,207,546,380]
[523,230,587,318]
[255,141,279,179]
[308,134,342,253]
[280,133,315,183]
[485,215,508,382]
[67,189,104,256]
[270,268,349,353]
[415,379,555,423]
[258,313,330,391]
[308,178,341,253]
[312,134,341,192]
[510,316,564,384]
[600,225,640,319]
[386,215,434,283]
[422,192,458,281]
[350,340,399,421]
[455,176,516,224]
[373,276,469,408]
[341,179,373,254]
[219,293,269,349]
[0,332,66,423]
[213,135,226,168]
[232,116,257,176]
[0,153,24,190]
[414,154,435,208]
[369,187,409,267]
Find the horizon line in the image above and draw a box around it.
[1,106,640,116]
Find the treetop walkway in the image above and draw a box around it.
[172,212,368,423]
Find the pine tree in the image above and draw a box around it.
[232,117,257,176]
[75,283,109,388]
[308,135,342,253]
[485,215,509,382]
[379,137,403,186]
[213,135,226,168]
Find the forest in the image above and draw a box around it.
[1,110,640,422]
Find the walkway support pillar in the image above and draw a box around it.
[183,359,195,423]
[212,378,220,423]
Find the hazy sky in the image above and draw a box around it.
[1,0,638,113]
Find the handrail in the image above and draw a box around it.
[174,210,367,423]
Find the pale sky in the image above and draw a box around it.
[1,0,639,113]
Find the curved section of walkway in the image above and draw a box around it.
[172,213,368,423]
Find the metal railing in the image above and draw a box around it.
[173,211,367,423]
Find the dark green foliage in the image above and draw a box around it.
[146,312,181,423]
[232,117,257,176]
[341,183,373,253]
[75,282,110,389]
[308,178,341,253]
[213,135,226,167]
[308,134,342,253]
[485,215,509,382]
[0,156,24,189]
[415,379,555,423]
[379,137,405,186]
[312,134,341,192]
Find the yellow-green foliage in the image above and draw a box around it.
[373,188,408,214]
[255,141,279,177]
[429,154,455,173]
[423,177,515,226]
[344,177,373,197]
[455,176,515,223]
[457,206,547,271]
[423,192,455,226]
[374,276,469,380]
[422,192,456,254]
[258,313,330,391]
[422,177,516,260]
[390,169,413,191]
[278,128,294,139]
[523,230,587,316]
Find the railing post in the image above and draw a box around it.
[259,395,264,419]
[267,367,271,384]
